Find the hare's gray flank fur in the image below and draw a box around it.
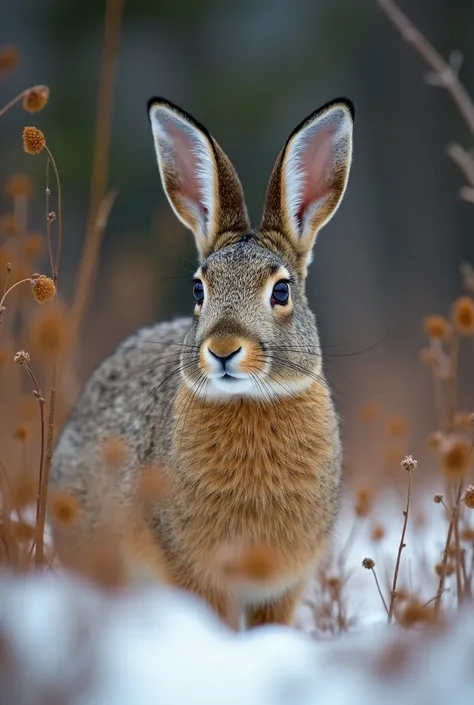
[51,96,354,626]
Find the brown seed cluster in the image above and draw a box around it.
[433,493,443,504]
[362,557,375,570]
[371,524,385,542]
[5,174,34,201]
[22,85,50,113]
[388,416,407,438]
[452,296,474,334]
[23,126,46,155]
[49,491,80,526]
[423,315,451,341]
[442,438,471,477]
[30,307,70,358]
[401,455,417,473]
[0,45,20,74]
[463,485,474,509]
[355,488,372,517]
[13,349,30,366]
[30,274,56,303]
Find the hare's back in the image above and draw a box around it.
[51,317,191,494]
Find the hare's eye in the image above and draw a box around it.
[193,279,205,305]
[271,280,290,306]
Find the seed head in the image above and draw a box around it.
[0,45,20,74]
[23,126,46,155]
[371,524,385,542]
[30,274,56,303]
[401,455,417,473]
[22,85,49,113]
[442,438,471,477]
[435,562,455,577]
[454,412,473,429]
[452,296,474,335]
[355,488,373,517]
[49,491,80,526]
[30,306,70,359]
[427,431,443,450]
[463,485,474,509]
[5,174,34,200]
[362,557,375,570]
[388,416,407,438]
[423,315,451,341]
[13,350,30,366]
[461,527,474,542]
[14,425,28,441]
[433,493,443,504]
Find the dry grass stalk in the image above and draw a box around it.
[387,457,416,624]
[71,0,123,336]
[377,0,474,199]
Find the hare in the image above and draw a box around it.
[51,96,354,627]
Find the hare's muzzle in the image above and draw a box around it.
[199,336,266,395]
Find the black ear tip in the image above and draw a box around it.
[328,97,355,122]
[147,96,172,119]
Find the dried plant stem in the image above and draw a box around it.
[377,0,474,134]
[0,278,32,311]
[387,471,412,623]
[35,380,56,567]
[370,567,389,614]
[72,0,123,335]
[44,146,62,287]
[446,331,459,433]
[45,158,54,275]
[22,363,46,565]
[0,87,37,119]
[435,480,464,613]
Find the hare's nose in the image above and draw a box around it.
[208,347,241,367]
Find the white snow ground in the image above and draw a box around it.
[1,570,473,705]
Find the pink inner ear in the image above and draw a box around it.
[166,122,207,217]
[293,125,335,228]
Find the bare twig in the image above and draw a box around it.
[370,566,389,614]
[377,0,474,134]
[71,0,123,335]
[388,470,412,623]
[35,381,56,567]
[435,480,464,612]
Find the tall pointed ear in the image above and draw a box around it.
[148,98,250,259]
[260,99,354,274]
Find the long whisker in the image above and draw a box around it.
[129,359,200,429]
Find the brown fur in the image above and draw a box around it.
[153,380,340,625]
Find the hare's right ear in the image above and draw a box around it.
[261,99,354,277]
[148,98,250,259]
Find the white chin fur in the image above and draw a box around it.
[185,374,314,401]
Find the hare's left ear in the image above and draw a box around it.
[261,99,354,274]
[148,98,250,259]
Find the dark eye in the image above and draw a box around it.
[271,280,290,306]
[193,279,204,305]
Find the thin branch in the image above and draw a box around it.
[435,480,464,613]
[377,0,474,134]
[388,470,412,623]
[371,567,389,614]
[71,0,123,334]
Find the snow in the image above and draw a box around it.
[1,570,474,705]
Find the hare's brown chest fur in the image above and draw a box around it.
[164,382,341,590]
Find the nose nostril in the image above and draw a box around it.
[208,346,242,363]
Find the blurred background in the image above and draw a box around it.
[1,0,474,486]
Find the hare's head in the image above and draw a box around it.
[148,97,354,400]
